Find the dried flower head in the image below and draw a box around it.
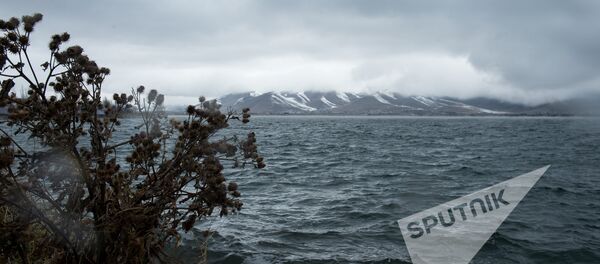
[48,40,59,51]
[7,32,17,41]
[155,94,164,105]
[147,89,158,102]
[8,17,19,29]
[66,45,83,56]
[18,35,28,46]
[23,23,33,33]
[4,21,15,30]
[60,32,69,41]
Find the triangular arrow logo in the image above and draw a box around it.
[398,166,550,264]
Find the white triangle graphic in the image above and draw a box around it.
[398,166,550,264]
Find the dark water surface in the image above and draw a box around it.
[12,115,595,263]
[6,115,599,263]
[177,116,600,264]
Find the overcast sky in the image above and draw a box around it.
[3,0,600,105]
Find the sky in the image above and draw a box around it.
[2,0,600,106]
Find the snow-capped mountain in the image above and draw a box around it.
[217,91,527,115]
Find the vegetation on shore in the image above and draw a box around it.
[0,13,264,263]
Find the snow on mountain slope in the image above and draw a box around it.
[437,98,507,114]
[271,92,317,111]
[373,93,392,104]
[380,91,397,100]
[217,90,525,115]
[412,96,436,107]
[320,96,337,108]
[337,92,351,102]
[297,92,310,103]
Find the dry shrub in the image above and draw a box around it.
[0,14,264,263]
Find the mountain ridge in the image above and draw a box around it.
[214,91,599,116]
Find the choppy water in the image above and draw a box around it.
[8,116,600,263]
[175,116,600,264]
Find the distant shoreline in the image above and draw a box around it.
[161,112,600,118]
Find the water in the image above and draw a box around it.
[177,116,600,264]
[8,116,600,263]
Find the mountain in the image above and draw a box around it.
[215,91,599,116]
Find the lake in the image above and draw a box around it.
[170,116,600,263]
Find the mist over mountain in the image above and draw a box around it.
[5,1,600,104]
[211,91,599,116]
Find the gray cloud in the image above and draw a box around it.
[2,0,599,105]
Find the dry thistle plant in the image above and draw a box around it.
[0,14,264,263]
